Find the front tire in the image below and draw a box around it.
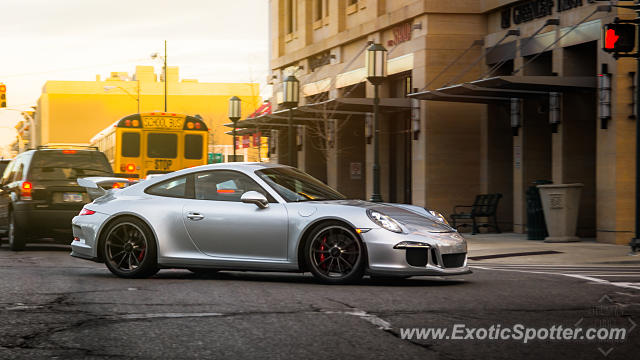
[304,221,365,284]
[8,211,26,251]
[102,216,158,278]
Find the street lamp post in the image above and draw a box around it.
[366,43,388,203]
[151,40,168,112]
[104,80,140,113]
[228,96,241,162]
[282,75,300,167]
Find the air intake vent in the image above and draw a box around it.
[406,248,428,267]
[442,253,466,268]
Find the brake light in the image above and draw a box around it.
[62,150,77,154]
[126,164,136,173]
[217,189,235,193]
[79,208,96,216]
[21,181,32,200]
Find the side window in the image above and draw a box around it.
[122,132,140,157]
[184,134,203,160]
[146,175,192,198]
[8,156,25,183]
[195,170,271,202]
[1,161,14,185]
[12,162,25,182]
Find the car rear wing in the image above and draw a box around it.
[77,177,131,200]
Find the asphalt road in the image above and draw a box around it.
[0,244,639,360]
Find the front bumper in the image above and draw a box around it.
[362,229,470,276]
[70,211,110,262]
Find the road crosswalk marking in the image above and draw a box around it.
[470,264,640,291]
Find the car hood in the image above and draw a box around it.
[312,199,454,233]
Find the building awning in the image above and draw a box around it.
[303,97,412,114]
[409,76,597,104]
[225,97,413,133]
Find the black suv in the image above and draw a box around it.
[0,146,113,250]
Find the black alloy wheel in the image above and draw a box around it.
[103,216,158,278]
[305,221,365,284]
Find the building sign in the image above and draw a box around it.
[350,162,362,180]
[308,51,331,72]
[252,132,261,147]
[388,22,412,47]
[501,0,597,29]
[208,153,223,164]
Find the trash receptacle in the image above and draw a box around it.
[538,183,583,242]
[526,180,552,240]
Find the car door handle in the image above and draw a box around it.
[187,212,204,221]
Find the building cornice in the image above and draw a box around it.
[271,0,483,70]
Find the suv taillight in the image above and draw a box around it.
[20,181,33,200]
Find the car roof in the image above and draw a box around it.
[176,162,288,175]
[131,162,287,186]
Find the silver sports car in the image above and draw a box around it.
[71,163,470,284]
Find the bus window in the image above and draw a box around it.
[122,132,140,157]
[147,133,177,158]
[185,134,203,160]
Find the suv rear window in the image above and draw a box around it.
[30,151,113,181]
[185,134,203,159]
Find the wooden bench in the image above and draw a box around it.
[450,194,502,235]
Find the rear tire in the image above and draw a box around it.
[102,216,158,278]
[8,211,26,251]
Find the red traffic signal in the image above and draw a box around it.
[0,84,5,108]
[602,23,636,53]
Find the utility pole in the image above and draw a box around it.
[164,40,167,112]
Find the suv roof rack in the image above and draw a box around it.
[37,144,99,151]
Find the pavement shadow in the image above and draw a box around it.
[0,237,71,252]
[0,245,71,252]
[147,270,470,287]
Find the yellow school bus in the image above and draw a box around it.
[90,112,209,179]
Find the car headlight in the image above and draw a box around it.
[367,209,403,233]
[428,210,450,226]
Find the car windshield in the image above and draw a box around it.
[256,167,345,202]
[30,151,113,181]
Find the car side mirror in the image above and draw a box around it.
[241,191,269,209]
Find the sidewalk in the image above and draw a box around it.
[464,233,640,266]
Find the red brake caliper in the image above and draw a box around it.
[138,247,145,262]
[319,236,327,269]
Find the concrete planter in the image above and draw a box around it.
[537,183,584,243]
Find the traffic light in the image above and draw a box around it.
[0,84,6,108]
[602,23,636,53]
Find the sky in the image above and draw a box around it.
[0,0,270,154]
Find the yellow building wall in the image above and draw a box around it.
[36,67,261,160]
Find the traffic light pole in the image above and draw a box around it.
[602,0,640,252]
[633,9,640,252]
